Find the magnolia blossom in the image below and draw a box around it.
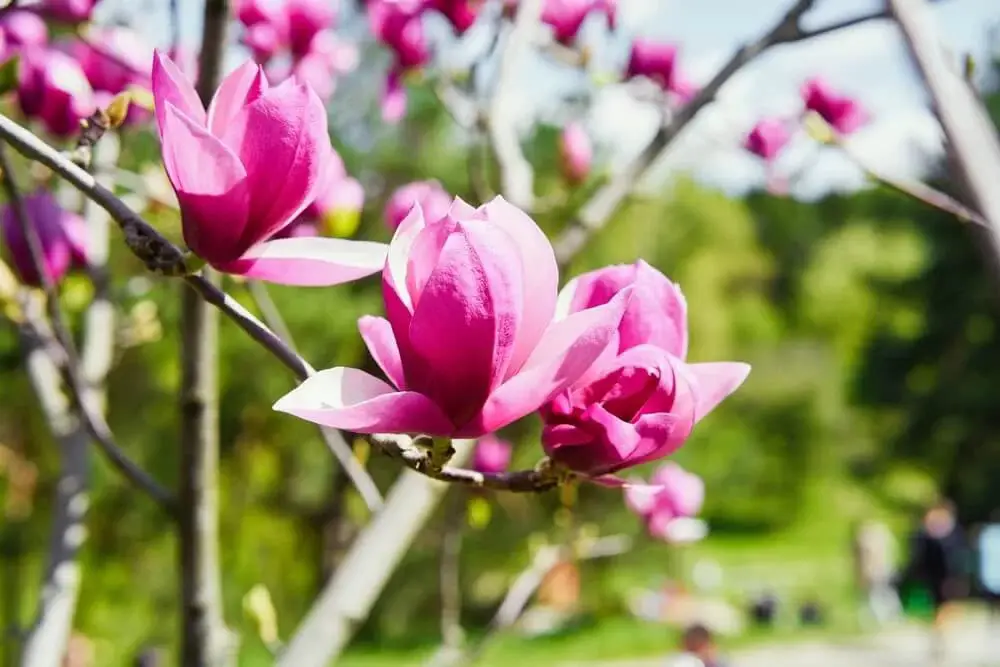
[38,0,100,23]
[292,146,365,237]
[74,27,152,94]
[625,38,696,101]
[801,78,867,135]
[744,118,791,161]
[151,51,386,285]
[559,122,592,184]
[472,434,513,475]
[426,0,481,34]
[542,0,615,45]
[1,190,88,286]
[540,261,749,480]
[286,0,337,57]
[625,463,705,542]
[384,180,452,231]
[368,0,430,122]
[18,48,97,137]
[0,11,48,55]
[274,196,631,437]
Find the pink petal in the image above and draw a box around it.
[381,70,407,123]
[160,103,250,264]
[464,287,631,436]
[624,480,659,516]
[358,315,406,390]
[272,367,455,435]
[623,260,688,358]
[687,361,750,422]
[206,60,268,137]
[407,222,524,426]
[152,50,206,133]
[222,237,387,286]
[479,196,559,373]
[222,78,330,243]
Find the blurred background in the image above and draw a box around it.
[2,0,1000,665]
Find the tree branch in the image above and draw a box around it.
[551,0,916,266]
[888,0,1000,231]
[0,143,173,509]
[486,0,544,210]
[178,3,235,664]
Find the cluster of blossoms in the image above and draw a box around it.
[0,1,159,138]
[235,0,358,103]
[744,77,868,163]
[4,42,749,496]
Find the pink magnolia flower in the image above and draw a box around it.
[244,21,286,64]
[37,0,99,23]
[427,0,481,34]
[542,0,614,46]
[626,38,694,100]
[626,463,706,543]
[299,146,365,235]
[801,78,867,135]
[540,261,750,480]
[559,122,592,184]
[18,48,97,137]
[287,0,337,57]
[1,190,88,286]
[72,27,152,96]
[281,32,358,102]
[472,434,513,475]
[384,180,452,231]
[274,196,631,437]
[236,0,281,27]
[0,11,48,54]
[744,118,791,161]
[369,0,430,122]
[151,51,387,285]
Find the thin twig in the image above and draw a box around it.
[0,143,174,510]
[551,0,927,266]
[242,280,385,512]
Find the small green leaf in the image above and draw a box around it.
[0,56,20,97]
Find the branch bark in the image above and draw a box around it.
[178,2,234,664]
[18,137,121,667]
[888,0,1000,232]
[551,0,913,266]
[487,0,544,210]
[277,443,476,667]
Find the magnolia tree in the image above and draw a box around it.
[0,0,995,666]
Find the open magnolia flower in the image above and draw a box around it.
[151,51,387,285]
[540,260,750,481]
[274,196,631,438]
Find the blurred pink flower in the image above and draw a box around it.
[18,47,97,137]
[626,38,694,100]
[540,261,749,480]
[37,0,100,23]
[801,78,867,135]
[426,0,482,34]
[287,0,337,57]
[744,118,791,161]
[472,434,513,475]
[302,145,365,228]
[1,190,88,286]
[542,0,614,46]
[72,27,152,99]
[0,11,48,55]
[384,179,452,231]
[274,196,630,437]
[369,0,430,122]
[559,122,592,184]
[626,463,706,542]
[151,51,387,285]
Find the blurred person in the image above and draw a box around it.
[748,590,778,627]
[668,623,729,667]
[904,499,969,664]
[852,518,901,626]
[62,633,93,667]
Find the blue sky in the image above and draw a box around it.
[98,0,1000,199]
